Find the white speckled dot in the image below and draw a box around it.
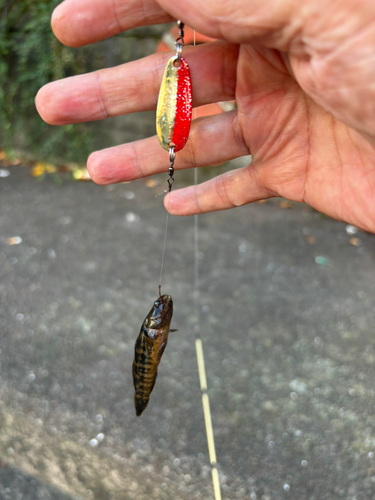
[8,236,22,245]
[59,216,72,225]
[47,249,56,259]
[346,224,358,235]
[126,212,140,223]
[301,460,308,467]
[96,433,104,442]
[268,441,275,448]
[28,373,36,382]
[90,438,98,447]
[283,483,290,492]
[289,379,307,394]
[369,452,374,458]
[15,313,24,321]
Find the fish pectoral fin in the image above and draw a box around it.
[169,329,178,332]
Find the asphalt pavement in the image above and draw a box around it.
[1,164,375,500]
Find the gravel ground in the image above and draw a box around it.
[1,165,375,500]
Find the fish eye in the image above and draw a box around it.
[154,301,158,307]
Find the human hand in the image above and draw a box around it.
[36,0,375,232]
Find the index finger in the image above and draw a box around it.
[52,0,172,47]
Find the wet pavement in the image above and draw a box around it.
[1,165,375,500]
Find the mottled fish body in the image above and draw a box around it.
[132,294,174,416]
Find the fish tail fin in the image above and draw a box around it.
[134,393,149,417]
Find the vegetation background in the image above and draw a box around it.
[0,0,163,165]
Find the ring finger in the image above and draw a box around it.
[87,110,250,184]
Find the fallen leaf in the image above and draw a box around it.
[145,179,157,188]
[32,162,57,175]
[7,236,22,245]
[43,163,57,174]
[349,237,361,246]
[72,168,91,180]
[306,236,316,245]
[279,200,292,209]
[31,164,45,177]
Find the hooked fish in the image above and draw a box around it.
[132,294,175,416]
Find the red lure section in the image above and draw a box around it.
[172,58,192,152]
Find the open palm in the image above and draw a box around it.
[36,0,375,232]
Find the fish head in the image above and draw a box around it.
[146,294,173,329]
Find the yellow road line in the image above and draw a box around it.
[211,467,222,500]
[195,338,222,500]
[195,338,207,390]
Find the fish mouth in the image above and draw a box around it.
[152,295,173,326]
[159,294,173,306]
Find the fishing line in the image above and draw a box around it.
[192,34,222,500]
[158,147,175,294]
[158,199,170,292]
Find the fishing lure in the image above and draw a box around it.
[132,294,176,416]
[156,20,192,192]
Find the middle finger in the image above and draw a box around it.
[36,41,238,126]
